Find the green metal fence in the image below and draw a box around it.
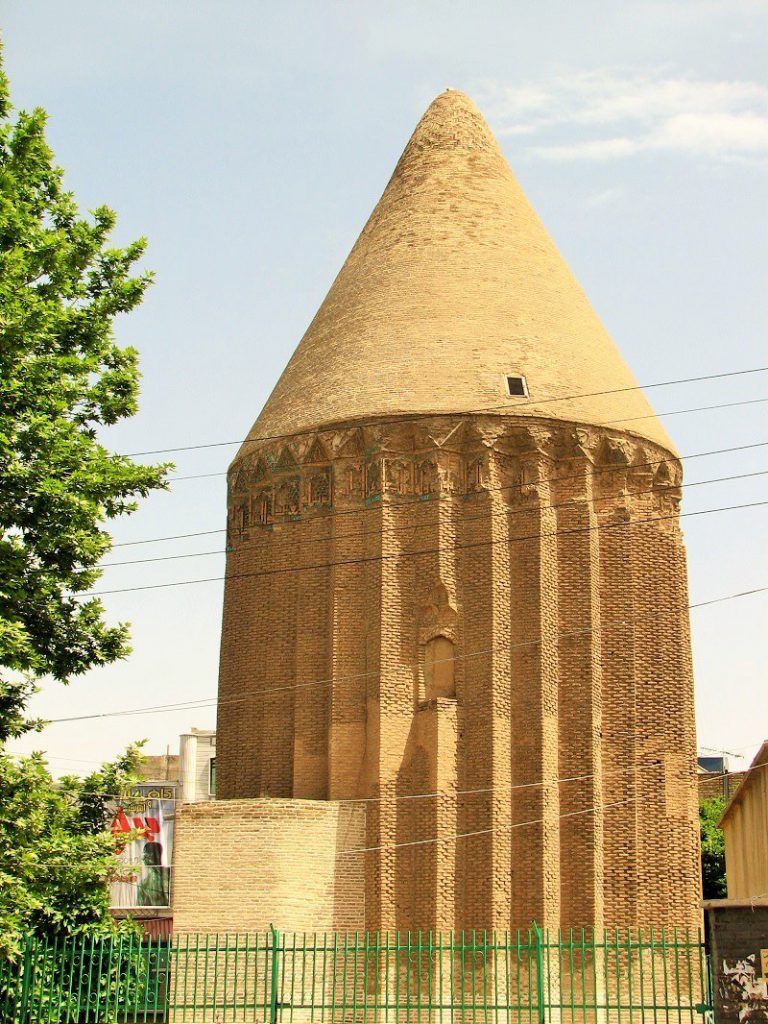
[0,933,169,1024]
[0,927,713,1024]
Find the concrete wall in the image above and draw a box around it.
[172,798,366,934]
[705,900,768,1023]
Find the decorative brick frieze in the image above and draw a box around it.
[226,417,681,546]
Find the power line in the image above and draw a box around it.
[164,396,768,483]
[122,365,768,459]
[48,583,767,722]
[96,468,768,570]
[343,759,768,856]
[80,499,768,597]
[107,439,768,548]
[36,735,755,771]
[37,756,666,805]
[29,753,768,811]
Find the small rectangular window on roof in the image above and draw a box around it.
[505,374,528,397]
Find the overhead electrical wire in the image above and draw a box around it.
[48,583,767,723]
[343,759,768,856]
[108,439,768,548]
[79,499,768,597]
[37,756,668,805]
[121,365,768,459]
[37,760,768,858]
[96,468,768,570]
[29,753,768,812]
[164,396,768,483]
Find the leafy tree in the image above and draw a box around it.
[0,744,145,955]
[700,796,727,899]
[0,50,170,740]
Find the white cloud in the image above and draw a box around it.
[584,186,627,209]
[473,71,768,162]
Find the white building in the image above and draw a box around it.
[178,728,216,803]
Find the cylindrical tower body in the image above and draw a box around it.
[216,91,700,935]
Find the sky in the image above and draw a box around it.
[3,1,767,775]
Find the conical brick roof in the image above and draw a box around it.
[244,90,673,453]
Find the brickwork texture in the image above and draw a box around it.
[210,90,701,937]
[173,799,366,935]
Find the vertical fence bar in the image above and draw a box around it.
[264,933,272,1019]
[384,933,391,1024]
[684,930,694,1024]
[62,937,74,1024]
[626,929,634,1024]
[181,932,192,1024]
[363,932,371,1024]
[30,934,40,1023]
[295,932,303,1024]
[320,932,328,1024]
[211,934,221,1021]
[492,932,499,1024]
[331,932,340,1024]
[270,926,281,1024]
[311,933,318,1024]
[394,933,401,1024]
[672,928,681,1024]
[532,924,545,1024]
[119,933,133,1024]
[169,934,181,1024]
[352,932,360,1024]
[104,933,117,1023]
[155,935,164,1023]
[638,927,647,1024]
[566,929,574,1024]
[416,932,423,1024]
[256,932,264,1023]
[279,931,288,1024]
[696,929,708,1018]
[202,933,211,1023]
[437,933,445,1024]
[245,933,253,1022]
[145,935,155,1023]
[504,930,513,1024]
[222,933,231,1023]
[649,928,659,1024]
[342,933,350,1024]
[373,932,380,1024]
[481,931,489,1024]
[288,932,297,1024]
[406,932,413,1024]
[41,934,56,1024]
[85,932,98,1024]
[19,936,34,1024]
[470,930,477,1024]
[448,933,454,1024]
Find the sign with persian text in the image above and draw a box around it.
[109,782,176,909]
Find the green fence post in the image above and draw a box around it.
[270,925,281,1024]
[532,923,546,1024]
[18,937,34,1024]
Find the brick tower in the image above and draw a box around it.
[216,90,700,935]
